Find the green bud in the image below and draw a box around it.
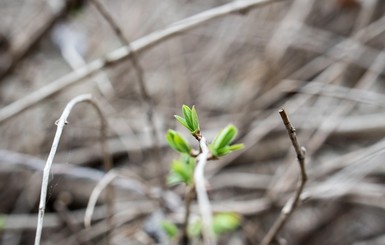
[167,158,195,186]
[161,220,178,238]
[166,130,191,154]
[213,213,241,235]
[209,125,244,157]
[175,105,200,134]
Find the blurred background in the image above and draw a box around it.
[1,0,385,244]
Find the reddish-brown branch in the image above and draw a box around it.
[261,108,307,245]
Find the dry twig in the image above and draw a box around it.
[84,170,117,228]
[260,109,307,245]
[34,94,112,245]
[266,13,385,196]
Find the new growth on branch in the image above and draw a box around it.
[164,105,244,244]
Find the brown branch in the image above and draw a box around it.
[260,108,307,245]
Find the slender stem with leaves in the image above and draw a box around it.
[163,105,244,244]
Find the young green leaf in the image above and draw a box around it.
[219,126,237,149]
[172,160,191,183]
[188,219,202,238]
[167,157,196,186]
[174,115,191,131]
[182,154,196,165]
[212,213,241,235]
[228,144,244,151]
[161,220,178,238]
[213,125,237,150]
[191,106,200,133]
[174,135,190,153]
[209,124,243,157]
[175,105,201,134]
[166,130,179,151]
[214,146,230,157]
[167,172,184,186]
[166,130,191,154]
[182,105,193,129]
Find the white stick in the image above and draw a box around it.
[34,94,92,245]
[194,137,216,245]
[84,171,117,228]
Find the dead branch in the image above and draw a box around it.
[34,94,112,245]
[260,109,307,245]
[84,171,118,228]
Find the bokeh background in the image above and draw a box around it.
[1,0,385,244]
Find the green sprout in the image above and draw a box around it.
[175,105,200,136]
[167,156,196,186]
[161,220,178,239]
[212,213,241,235]
[166,129,191,154]
[188,219,203,238]
[209,124,244,157]
[186,213,241,238]
[166,105,244,242]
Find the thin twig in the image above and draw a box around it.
[229,12,385,158]
[0,0,283,124]
[260,109,307,245]
[267,13,385,196]
[180,185,195,244]
[84,171,118,228]
[194,137,216,245]
[266,15,385,196]
[34,94,112,245]
[84,96,115,244]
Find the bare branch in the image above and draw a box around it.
[194,137,216,245]
[260,109,307,245]
[34,94,112,245]
[84,170,117,228]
